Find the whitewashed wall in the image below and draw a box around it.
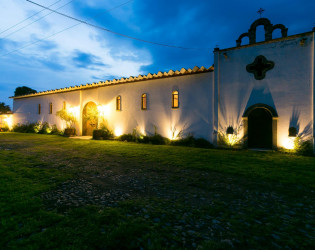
[13,91,81,131]
[215,33,314,148]
[13,72,214,141]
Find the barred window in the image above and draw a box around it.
[116,96,121,111]
[49,102,53,114]
[38,104,41,114]
[172,90,179,108]
[63,101,66,110]
[141,93,147,110]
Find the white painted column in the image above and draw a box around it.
[213,48,220,146]
[312,32,315,153]
[79,90,83,136]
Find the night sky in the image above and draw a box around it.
[1,0,314,107]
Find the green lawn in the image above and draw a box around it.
[0,133,314,249]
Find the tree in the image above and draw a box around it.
[0,102,11,113]
[14,86,37,97]
[56,109,77,128]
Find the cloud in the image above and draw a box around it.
[0,0,152,105]
[72,50,107,69]
[1,0,315,108]
[39,59,65,71]
[37,40,58,50]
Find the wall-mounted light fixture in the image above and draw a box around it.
[300,38,307,46]
[226,126,234,135]
[288,127,297,137]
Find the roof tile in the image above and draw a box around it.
[11,66,213,99]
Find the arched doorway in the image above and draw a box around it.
[243,104,278,149]
[82,102,98,136]
[248,108,272,148]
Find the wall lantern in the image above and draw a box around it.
[226,126,234,135]
[299,38,307,46]
[288,127,297,137]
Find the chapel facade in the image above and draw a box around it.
[11,18,315,151]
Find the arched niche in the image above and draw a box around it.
[82,101,98,136]
[242,103,278,149]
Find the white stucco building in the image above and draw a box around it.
[10,18,315,151]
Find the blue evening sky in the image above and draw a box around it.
[0,0,314,107]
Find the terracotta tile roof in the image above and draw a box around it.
[11,66,213,99]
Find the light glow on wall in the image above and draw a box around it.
[97,104,111,118]
[139,127,146,136]
[227,133,239,146]
[218,125,243,148]
[283,137,295,150]
[114,127,123,137]
[4,115,13,130]
[67,106,80,118]
[168,126,182,140]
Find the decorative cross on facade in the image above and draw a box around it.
[246,55,275,80]
[257,8,265,18]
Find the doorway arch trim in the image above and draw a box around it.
[82,101,98,136]
[242,103,278,149]
[243,103,278,118]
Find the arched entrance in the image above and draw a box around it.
[248,108,272,148]
[243,104,278,149]
[82,102,98,136]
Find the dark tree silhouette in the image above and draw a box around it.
[14,86,37,97]
[0,102,11,113]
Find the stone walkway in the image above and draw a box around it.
[68,136,92,140]
[40,166,315,248]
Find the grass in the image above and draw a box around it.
[0,132,314,249]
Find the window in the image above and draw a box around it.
[141,93,147,110]
[38,104,41,114]
[172,90,179,108]
[116,95,121,111]
[49,102,53,114]
[63,101,66,110]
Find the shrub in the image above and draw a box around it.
[171,136,213,148]
[12,122,63,135]
[93,124,114,140]
[50,125,62,135]
[34,121,50,134]
[139,135,150,144]
[295,139,313,156]
[100,126,114,140]
[93,129,104,140]
[64,128,76,137]
[118,127,144,142]
[147,134,169,145]
[171,135,195,147]
[13,123,36,133]
[118,133,135,142]
[0,126,10,132]
[195,138,214,148]
[218,132,244,149]
[93,129,113,140]
[118,133,169,145]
